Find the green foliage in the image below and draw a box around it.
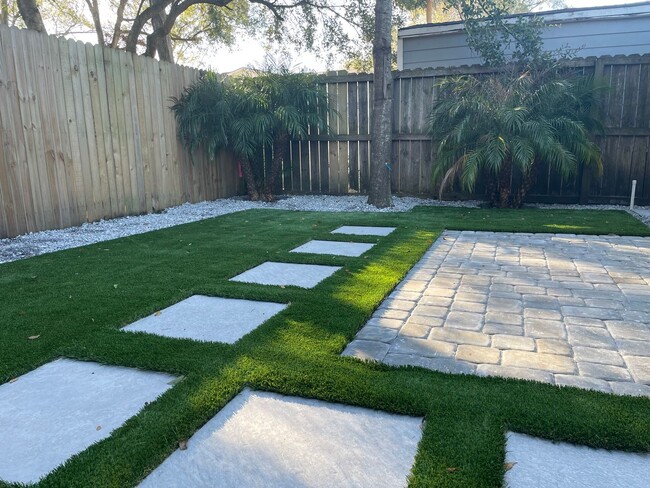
[429,68,604,207]
[445,0,574,68]
[428,0,603,208]
[171,73,233,158]
[231,64,330,154]
[172,64,330,200]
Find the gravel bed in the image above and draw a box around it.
[631,207,650,227]
[0,195,477,264]
[1,195,647,265]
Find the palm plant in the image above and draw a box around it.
[232,65,330,200]
[172,72,232,159]
[172,65,330,201]
[429,69,604,208]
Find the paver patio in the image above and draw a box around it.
[0,359,176,484]
[122,295,287,343]
[505,432,650,487]
[344,231,650,397]
[139,388,422,487]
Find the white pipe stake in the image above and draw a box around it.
[630,180,637,210]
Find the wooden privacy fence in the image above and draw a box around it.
[2,26,649,240]
[284,54,650,204]
[0,25,239,239]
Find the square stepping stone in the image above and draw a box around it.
[505,432,650,488]
[230,262,341,289]
[0,359,176,485]
[332,225,396,236]
[122,296,287,343]
[290,240,375,257]
[139,389,422,487]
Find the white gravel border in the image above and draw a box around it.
[0,195,647,265]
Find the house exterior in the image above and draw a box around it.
[397,2,650,70]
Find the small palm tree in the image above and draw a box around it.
[429,69,604,208]
[232,65,330,200]
[172,65,329,201]
[172,72,232,159]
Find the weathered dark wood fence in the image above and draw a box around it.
[284,54,650,204]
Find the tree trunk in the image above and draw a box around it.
[513,163,537,209]
[16,0,46,33]
[84,0,105,46]
[497,160,512,208]
[125,0,172,53]
[126,0,232,55]
[148,0,174,62]
[240,158,260,201]
[1,0,9,25]
[486,177,498,207]
[367,0,393,208]
[264,133,288,201]
[111,0,128,48]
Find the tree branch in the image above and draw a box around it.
[83,0,105,45]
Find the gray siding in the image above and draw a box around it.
[402,16,650,69]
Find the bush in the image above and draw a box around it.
[172,65,330,201]
[429,68,604,207]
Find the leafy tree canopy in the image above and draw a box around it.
[7,0,566,69]
[5,0,426,67]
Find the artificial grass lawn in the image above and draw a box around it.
[1,206,649,487]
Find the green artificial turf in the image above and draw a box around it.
[0,206,649,487]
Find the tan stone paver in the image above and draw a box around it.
[343,231,650,397]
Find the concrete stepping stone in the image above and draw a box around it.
[230,262,341,289]
[505,432,650,488]
[332,225,396,236]
[122,296,287,343]
[0,359,176,484]
[139,389,422,488]
[290,240,375,257]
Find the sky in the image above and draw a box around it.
[207,0,641,73]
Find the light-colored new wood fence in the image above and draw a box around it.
[0,25,239,239]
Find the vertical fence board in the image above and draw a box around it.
[77,41,103,220]
[12,29,45,231]
[0,27,27,235]
[337,82,349,193]
[84,43,109,222]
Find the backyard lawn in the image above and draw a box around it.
[1,206,649,487]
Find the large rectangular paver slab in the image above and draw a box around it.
[0,359,175,484]
[230,262,341,288]
[122,296,287,343]
[290,240,375,257]
[331,226,396,236]
[139,389,422,488]
[505,432,650,488]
